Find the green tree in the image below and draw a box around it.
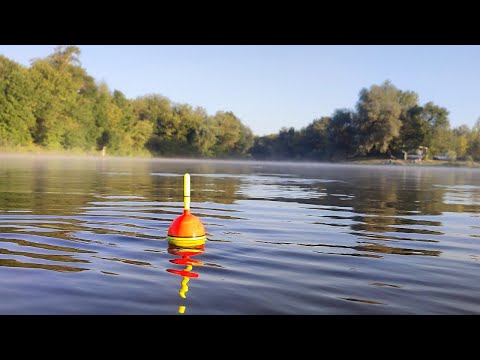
[113,90,135,132]
[272,127,300,159]
[0,56,35,147]
[468,118,480,160]
[211,111,254,157]
[355,81,402,154]
[400,106,427,151]
[327,109,356,159]
[391,90,429,154]
[300,117,331,159]
[185,108,217,156]
[250,134,277,159]
[29,46,90,150]
[421,102,451,155]
[452,124,470,159]
[93,83,124,152]
[126,120,154,153]
[133,94,179,155]
[47,45,81,68]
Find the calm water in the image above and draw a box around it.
[0,155,479,314]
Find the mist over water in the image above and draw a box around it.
[0,155,479,314]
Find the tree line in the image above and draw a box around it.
[0,46,254,157]
[1,46,479,161]
[252,81,480,161]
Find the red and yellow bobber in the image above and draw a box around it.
[167,173,206,247]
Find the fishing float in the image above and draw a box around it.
[167,173,206,247]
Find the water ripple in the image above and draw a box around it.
[0,157,479,314]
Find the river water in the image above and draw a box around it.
[0,155,478,314]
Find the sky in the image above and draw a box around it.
[0,45,479,136]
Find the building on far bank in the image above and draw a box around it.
[403,146,428,161]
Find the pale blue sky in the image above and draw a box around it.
[1,45,479,135]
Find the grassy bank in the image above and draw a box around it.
[1,146,479,168]
[0,145,152,158]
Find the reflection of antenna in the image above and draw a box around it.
[166,244,205,314]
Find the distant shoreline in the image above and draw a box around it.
[1,149,479,169]
[349,158,480,168]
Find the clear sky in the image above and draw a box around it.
[0,45,479,135]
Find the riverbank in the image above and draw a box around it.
[0,145,151,158]
[1,147,479,168]
[350,158,480,168]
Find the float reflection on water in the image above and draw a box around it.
[166,244,205,314]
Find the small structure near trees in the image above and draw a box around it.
[403,146,428,162]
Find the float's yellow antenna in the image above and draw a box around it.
[184,173,190,211]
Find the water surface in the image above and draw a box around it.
[0,155,479,314]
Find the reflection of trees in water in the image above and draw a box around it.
[257,239,441,257]
[1,158,107,215]
[255,166,480,258]
[0,157,242,275]
[0,236,93,272]
[0,158,244,216]
[0,259,87,272]
[190,176,242,205]
[341,169,445,217]
[345,171,443,234]
[350,169,480,221]
[353,242,441,256]
[149,174,242,205]
[1,158,478,264]
[272,167,479,233]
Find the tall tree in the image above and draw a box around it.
[395,105,428,153]
[452,124,470,159]
[29,46,88,149]
[355,80,402,154]
[113,90,135,133]
[0,56,35,147]
[47,45,81,68]
[421,102,450,155]
[392,90,428,153]
[186,107,217,156]
[211,111,254,157]
[133,94,179,155]
[250,134,277,159]
[272,127,299,159]
[327,109,356,159]
[468,118,480,160]
[300,117,331,159]
[94,82,124,152]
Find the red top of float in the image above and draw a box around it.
[168,209,206,238]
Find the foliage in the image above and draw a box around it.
[0,56,35,146]
[0,47,254,158]
[328,109,357,158]
[355,81,402,154]
[248,81,478,163]
[0,47,479,162]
